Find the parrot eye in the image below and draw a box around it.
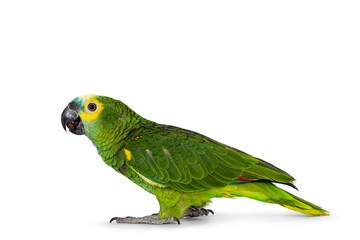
[87,102,98,112]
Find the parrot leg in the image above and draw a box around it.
[109,215,180,225]
[184,206,214,217]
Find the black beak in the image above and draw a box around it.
[61,101,85,135]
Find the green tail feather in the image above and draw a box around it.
[214,181,329,216]
[282,192,329,216]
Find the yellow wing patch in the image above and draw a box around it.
[124,148,132,161]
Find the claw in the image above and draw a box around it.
[185,207,214,218]
[173,217,180,224]
[200,208,214,215]
[199,208,208,215]
[109,217,118,223]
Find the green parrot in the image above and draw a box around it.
[61,94,328,224]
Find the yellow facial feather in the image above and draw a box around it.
[78,95,104,121]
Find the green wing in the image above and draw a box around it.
[125,124,295,192]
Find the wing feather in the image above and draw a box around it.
[125,124,295,192]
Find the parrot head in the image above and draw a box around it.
[61,94,137,144]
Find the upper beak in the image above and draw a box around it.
[61,101,85,135]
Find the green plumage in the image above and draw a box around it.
[125,124,294,192]
[68,95,329,220]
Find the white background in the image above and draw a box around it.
[1,1,359,239]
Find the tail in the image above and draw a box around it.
[218,181,329,216]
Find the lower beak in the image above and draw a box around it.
[61,101,85,135]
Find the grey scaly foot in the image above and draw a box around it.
[109,215,180,224]
[185,207,214,217]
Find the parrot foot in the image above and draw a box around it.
[109,215,180,225]
[184,207,214,217]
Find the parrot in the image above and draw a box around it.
[61,94,328,224]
